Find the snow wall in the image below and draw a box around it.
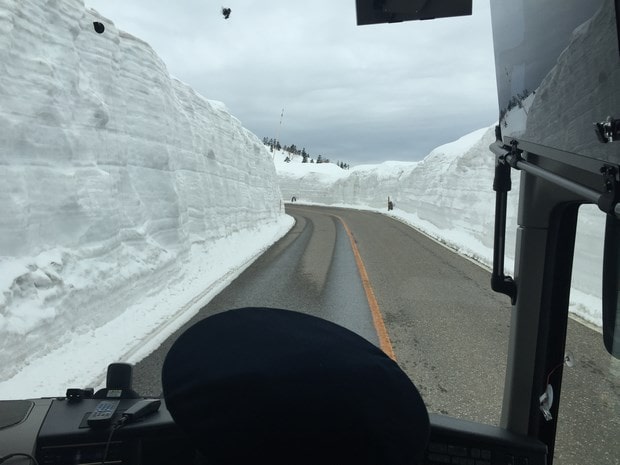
[276,126,605,327]
[279,127,517,257]
[0,0,285,381]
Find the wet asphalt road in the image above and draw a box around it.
[132,205,380,395]
[133,204,511,420]
[131,204,618,464]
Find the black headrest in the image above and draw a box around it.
[162,307,429,465]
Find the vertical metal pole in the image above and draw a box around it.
[491,160,517,303]
[276,108,284,145]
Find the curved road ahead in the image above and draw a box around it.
[132,204,618,464]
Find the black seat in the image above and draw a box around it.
[162,307,429,465]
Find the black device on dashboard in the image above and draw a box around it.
[86,400,120,428]
[121,399,161,422]
[93,363,139,399]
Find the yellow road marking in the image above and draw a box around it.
[335,215,396,361]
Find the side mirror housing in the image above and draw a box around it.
[602,213,620,358]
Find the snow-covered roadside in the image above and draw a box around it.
[273,126,605,329]
[0,0,287,395]
[0,217,293,399]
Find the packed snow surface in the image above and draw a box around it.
[0,0,605,399]
[0,0,289,397]
[274,126,604,330]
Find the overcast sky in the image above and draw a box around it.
[85,0,499,165]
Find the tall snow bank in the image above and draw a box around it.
[278,126,515,260]
[0,0,286,382]
[275,126,605,327]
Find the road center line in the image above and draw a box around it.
[335,215,396,361]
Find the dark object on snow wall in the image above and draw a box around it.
[222,7,231,19]
[93,21,105,33]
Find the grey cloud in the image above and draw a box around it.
[86,0,498,165]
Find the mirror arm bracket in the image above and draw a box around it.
[598,165,620,215]
[490,139,519,305]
